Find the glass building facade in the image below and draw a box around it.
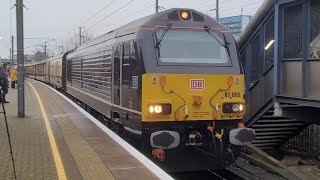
[219,15,253,39]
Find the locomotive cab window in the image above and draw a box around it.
[122,40,138,88]
[155,29,230,64]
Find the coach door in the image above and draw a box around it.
[113,44,122,105]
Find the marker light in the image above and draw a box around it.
[239,104,244,112]
[148,103,172,115]
[149,106,154,113]
[222,103,245,113]
[181,12,189,19]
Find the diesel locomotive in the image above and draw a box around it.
[26,8,255,172]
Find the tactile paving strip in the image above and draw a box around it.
[36,84,115,180]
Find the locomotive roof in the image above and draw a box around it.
[77,8,222,50]
[27,8,229,65]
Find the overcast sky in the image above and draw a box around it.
[0,0,264,58]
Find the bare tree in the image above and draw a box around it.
[82,31,94,44]
[55,45,64,55]
[63,31,94,52]
[32,45,56,61]
[33,47,45,62]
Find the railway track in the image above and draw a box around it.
[208,168,249,180]
[170,169,249,180]
[171,165,255,180]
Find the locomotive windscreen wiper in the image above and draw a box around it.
[155,23,173,48]
[203,24,229,48]
[204,24,231,59]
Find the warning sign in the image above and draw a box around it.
[235,77,240,86]
[152,75,158,86]
[132,76,138,89]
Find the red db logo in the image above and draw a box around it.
[190,80,205,90]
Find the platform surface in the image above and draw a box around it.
[0,80,162,180]
[288,165,320,180]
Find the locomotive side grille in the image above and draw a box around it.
[167,10,179,21]
[192,12,204,22]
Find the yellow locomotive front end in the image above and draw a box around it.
[142,74,245,122]
[141,74,254,171]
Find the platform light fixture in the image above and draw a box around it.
[265,40,275,50]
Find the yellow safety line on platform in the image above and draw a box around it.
[28,82,67,180]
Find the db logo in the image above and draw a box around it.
[190,79,205,90]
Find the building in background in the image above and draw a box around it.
[218,15,253,39]
[0,54,34,68]
[0,58,11,64]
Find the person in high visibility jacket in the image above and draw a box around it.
[10,68,17,89]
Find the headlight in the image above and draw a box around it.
[148,103,171,115]
[149,105,163,113]
[232,104,240,112]
[222,103,244,113]
[149,106,155,113]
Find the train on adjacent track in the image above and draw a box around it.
[25,8,255,172]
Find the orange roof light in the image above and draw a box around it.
[180,10,191,20]
[181,11,189,19]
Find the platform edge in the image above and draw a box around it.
[38,81,174,180]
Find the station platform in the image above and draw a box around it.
[0,79,172,180]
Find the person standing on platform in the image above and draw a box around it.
[0,64,9,103]
[10,68,17,89]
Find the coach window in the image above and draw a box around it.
[130,41,139,75]
[114,45,121,86]
[130,41,136,62]
[122,41,132,87]
[114,44,121,105]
